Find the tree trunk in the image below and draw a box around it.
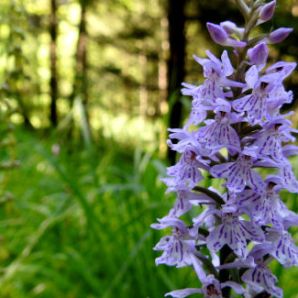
[68,0,92,146]
[167,0,186,164]
[49,0,58,127]
[139,52,148,118]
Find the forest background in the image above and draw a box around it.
[0,0,298,297]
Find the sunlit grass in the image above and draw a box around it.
[0,128,197,297]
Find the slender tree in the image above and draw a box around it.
[49,0,58,127]
[68,0,92,145]
[167,0,186,164]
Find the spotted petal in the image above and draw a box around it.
[242,266,283,298]
[272,232,298,267]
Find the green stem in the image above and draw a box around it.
[219,245,234,298]
[254,291,272,298]
[193,186,225,206]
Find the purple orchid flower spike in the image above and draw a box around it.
[152,1,298,297]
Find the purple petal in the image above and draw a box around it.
[210,162,234,178]
[232,94,265,124]
[220,21,244,37]
[206,22,228,44]
[218,256,255,270]
[225,38,246,48]
[165,288,202,298]
[221,50,234,76]
[207,218,248,258]
[279,162,298,193]
[266,61,297,79]
[191,254,207,282]
[247,43,269,67]
[207,224,227,253]
[245,65,259,88]
[242,266,283,298]
[272,232,298,267]
[221,281,245,294]
[239,220,265,243]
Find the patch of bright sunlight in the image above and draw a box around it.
[31,116,44,129]
[91,109,163,151]
[10,114,23,125]
[32,283,46,295]
[36,160,54,175]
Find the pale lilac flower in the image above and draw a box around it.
[237,180,289,228]
[249,118,297,162]
[210,149,265,194]
[277,161,298,193]
[242,264,283,298]
[197,104,241,154]
[165,276,245,298]
[182,50,244,127]
[232,66,286,124]
[163,145,206,192]
[151,217,196,267]
[167,128,199,153]
[207,207,264,258]
[169,190,214,217]
[266,229,298,267]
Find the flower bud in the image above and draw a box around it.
[207,22,246,48]
[259,0,276,22]
[220,21,244,38]
[269,27,293,44]
[247,42,268,66]
[207,22,228,44]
